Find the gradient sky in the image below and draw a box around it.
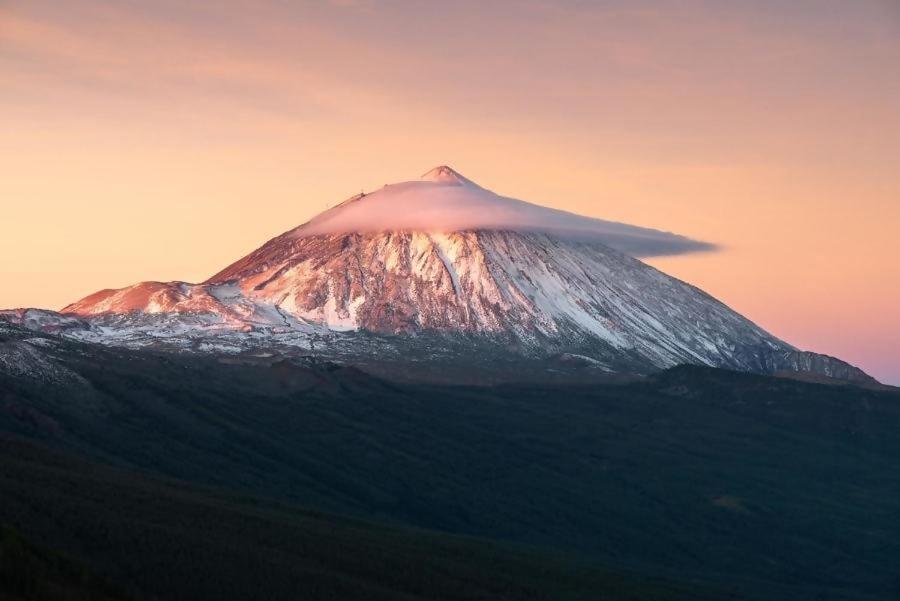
[1,0,898,383]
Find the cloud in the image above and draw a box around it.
[293,167,717,258]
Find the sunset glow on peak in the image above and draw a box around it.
[3,5,900,597]
[289,166,717,257]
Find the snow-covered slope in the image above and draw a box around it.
[200,229,780,370]
[2,166,874,383]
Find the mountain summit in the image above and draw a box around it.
[2,167,875,383]
[264,166,715,257]
[420,165,474,185]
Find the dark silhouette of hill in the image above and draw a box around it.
[0,435,723,601]
[1,330,898,599]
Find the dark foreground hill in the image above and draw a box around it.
[1,328,898,599]
[0,435,712,601]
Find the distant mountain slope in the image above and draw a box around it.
[1,166,874,382]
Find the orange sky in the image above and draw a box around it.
[1,1,898,383]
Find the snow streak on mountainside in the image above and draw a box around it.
[201,229,778,370]
[0,166,876,383]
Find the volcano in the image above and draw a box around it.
[3,166,875,383]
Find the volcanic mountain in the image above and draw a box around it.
[2,166,875,383]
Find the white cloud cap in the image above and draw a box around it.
[293,166,716,258]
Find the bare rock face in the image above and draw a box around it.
[766,351,877,386]
[2,166,873,382]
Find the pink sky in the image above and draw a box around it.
[1,1,898,382]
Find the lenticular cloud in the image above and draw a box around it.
[291,166,717,258]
